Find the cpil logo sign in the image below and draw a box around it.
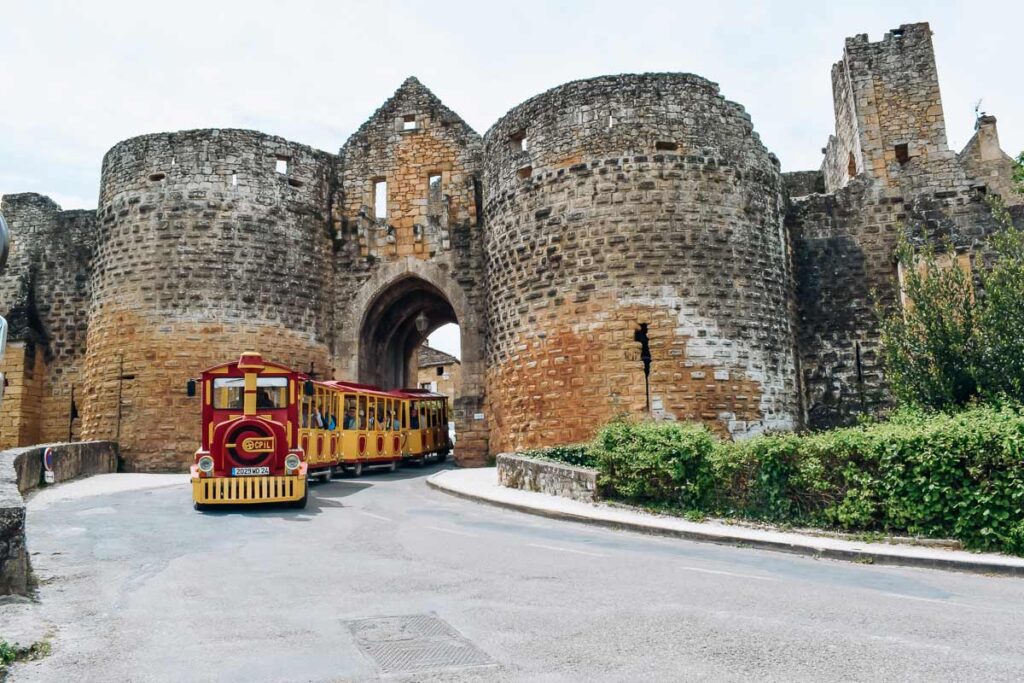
[43,447,55,484]
[240,437,274,453]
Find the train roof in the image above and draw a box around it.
[200,352,297,376]
[317,379,400,398]
[314,380,447,400]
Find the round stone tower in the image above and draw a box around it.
[483,73,799,452]
[83,129,335,470]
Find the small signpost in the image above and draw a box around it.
[43,446,55,484]
[0,213,9,404]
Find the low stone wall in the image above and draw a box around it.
[0,441,118,595]
[496,453,597,503]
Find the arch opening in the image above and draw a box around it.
[358,276,458,390]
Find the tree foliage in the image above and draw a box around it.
[879,197,1024,409]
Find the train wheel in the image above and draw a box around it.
[321,469,332,482]
[290,488,308,509]
[350,462,363,478]
[388,460,398,473]
[437,451,448,463]
[193,501,209,512]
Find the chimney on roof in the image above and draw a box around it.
[975,114,1002,161]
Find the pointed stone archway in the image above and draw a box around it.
[335,258,488,466]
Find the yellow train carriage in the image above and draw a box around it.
[298,380,406,479]
[400,388,452,465]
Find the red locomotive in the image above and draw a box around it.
[189,352,309,510]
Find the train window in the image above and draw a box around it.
[366,396,375,430]
[344,395,356,430]
[400,401,407,429]
[212,378,244,409]
[376,399,385,431]
[257,377,288,409]
[358,395,367,430]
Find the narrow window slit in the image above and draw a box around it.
[373,179,388,219]
[895,143,910,165]
[510,131,527,153]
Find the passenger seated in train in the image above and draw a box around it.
[344,407,357,430]
[256,388,275,409]
[410,407,420,429]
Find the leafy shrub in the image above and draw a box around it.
[879,197,1024,409]
[518,443,596,468]
[879,236,979,409]
[594,420,718,509]
[592,405,1024,554]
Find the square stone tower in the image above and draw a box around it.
[822,23,949,192]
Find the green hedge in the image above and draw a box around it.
[591,406,1024,554]
[517,443,597,468]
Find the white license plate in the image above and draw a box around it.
[232,467,270,476]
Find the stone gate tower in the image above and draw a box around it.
[482,74,800,452]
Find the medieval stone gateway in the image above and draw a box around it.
[0,22,1020,470]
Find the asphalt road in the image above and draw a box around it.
[11,464,1024,682]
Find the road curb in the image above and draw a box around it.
[427,475,1024,577]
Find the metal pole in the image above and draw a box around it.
[115,355,124,441]
[67,384,75,442]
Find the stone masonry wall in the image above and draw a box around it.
[958,116,1023,208]
[84,129,336,471]
[0,194,96,448]
[483,74,799,453]
[0,440,117,595]
[497,452,596,503]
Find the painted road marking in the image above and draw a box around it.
[527,543,608,558]
[677,566,777,581]
[883,593,1017,614]
[424,525,481,538]
[357,510,394,522]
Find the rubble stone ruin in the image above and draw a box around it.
[0,22,1020,470]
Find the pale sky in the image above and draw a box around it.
[3,0,1022,360]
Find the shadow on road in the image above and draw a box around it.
[194,459,457,519]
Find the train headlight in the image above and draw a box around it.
[284,454,301,471]
[197,456,215,474]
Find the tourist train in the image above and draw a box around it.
[188,352,452,510]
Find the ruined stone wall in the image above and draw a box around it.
[789,177,1017,428]
[822,57,862,192]
[483,74,799,453]
[0,195,96,447]
[337,77,482,264]
[958,116,1023,207]
[822,23,954,194]
[84,129,336,471]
